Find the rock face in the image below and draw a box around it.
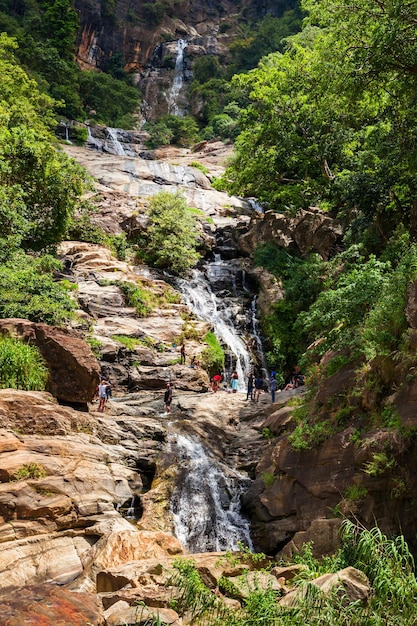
[0,319,100,403]
[237,208,343,260]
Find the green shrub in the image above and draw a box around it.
[344,484,368,501]
[111,335,141,350]
[0,337,48,390]
[190,161,209,175]
[143,191,199,275]
[145,115,199,148]
[117,281,153,317]
[12,462,47,481]
[79,71,139,128]
[0,253,76,326]
[201,332,225,376]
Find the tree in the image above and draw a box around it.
[144,191,200,275]
[0,33,88,254]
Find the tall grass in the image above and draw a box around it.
[0,337,48,390]
[164,523,417,626]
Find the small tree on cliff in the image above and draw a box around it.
[144,191,199,275]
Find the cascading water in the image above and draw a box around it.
[177,263,251,390]
[167,39,187,116]
[170,433,253,552]
[105,127,126,156]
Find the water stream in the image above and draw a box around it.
[177,264,252,390]
[170,433,253,552]
[167,39,187,116]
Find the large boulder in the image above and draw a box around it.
[237,208,343,261]
[0,319,100,403]
[0,585,102,626]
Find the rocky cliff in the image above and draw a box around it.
[2,136,417,622]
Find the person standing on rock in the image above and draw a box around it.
[254,374,263,402]
[231,371,239,393]
[164,383,173,413]
[180,342,186,365]
[246,370,254,401]
[270,375,277,403]
[98,379,108,412]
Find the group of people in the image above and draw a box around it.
[210,370,240,393]
[246,366,305,403]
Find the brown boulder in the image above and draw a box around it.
[0,584,102,625]
[0,319,100,403]
[237,208,343,260]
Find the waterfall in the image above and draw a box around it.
[167,39,187,116]
[177,266,251,390]
[105,127,126,156]
[170,434,253,553]
[87,126,103,151]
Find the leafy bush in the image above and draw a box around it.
[79,70,140,128]
[201,332,225,376]
[142,191,199,275]
[145,115,199,148]
[12,462,47,481]
[117,281,153,317]
[0,336,48,390]
[0,253,76,325]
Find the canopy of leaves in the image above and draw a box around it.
[219,1,417,249]
[0,34,89,255]
[0,1,139,124]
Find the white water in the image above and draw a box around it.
[177,268,251,390]
[86,126,103,151]
[170,434,253,552]
[167,39,187,116]
[105,127,126,156]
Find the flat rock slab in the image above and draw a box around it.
[0,585,102,625]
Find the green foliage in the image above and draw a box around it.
[344,484,368,502]
[0,253,76,325]
[298,252,391,358]
[192,56,223,84]
[117,281,153,317]
[111,335,142,350]
[79,71,139,128]
[201,332,225,376]
[190,161,209,175]
[164,524,417,625]
[254,244,324,372]
[142,191,200,275]
[145,115,199,148]
[86,336,102,358]
[12,462,47,481]
[0,337,48,391]
[261,471,276,487]
[228,11,302,74]
[363,451,396,477]
[261,427,274,440]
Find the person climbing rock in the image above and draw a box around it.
[180,342,186,364]
[164,383,173,413]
